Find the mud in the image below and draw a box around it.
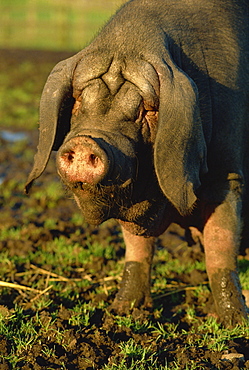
[0,49,249,369]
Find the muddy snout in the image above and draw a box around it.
[56,136,112,187]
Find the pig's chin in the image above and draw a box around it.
[69,181,134,225]
[76,202,109,225]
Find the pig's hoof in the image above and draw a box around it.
[211,269,249,327]
[217,308,249,328]
[110,261,152,315]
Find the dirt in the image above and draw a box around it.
[0,48,249,369]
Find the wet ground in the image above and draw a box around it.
[0,49,249,369]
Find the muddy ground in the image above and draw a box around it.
[0,49,249,369]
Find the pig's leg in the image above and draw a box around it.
[111,226,155,313]
[203,186,248,325]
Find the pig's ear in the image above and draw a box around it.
[25,57,76,194]
[154,60,207,216]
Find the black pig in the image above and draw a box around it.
[25,0,249,325]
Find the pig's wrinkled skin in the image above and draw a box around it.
[25,0,249,325]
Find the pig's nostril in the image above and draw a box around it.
[67,152,74,162]
[89,153,99,166]
[61,151,75,162]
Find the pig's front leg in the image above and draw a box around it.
[111,225,155,313]
[203,186,248,326]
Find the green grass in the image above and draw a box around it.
[2,190,248,368]
[105,339,166,370]
[0,305,39,364]
[0,61,50,129]
[0,0,125,51]
[0,301,248,369]
[0,216,248,369]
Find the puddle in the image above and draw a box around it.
[0,130,28,142]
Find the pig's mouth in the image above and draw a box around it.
[65,178,134,225]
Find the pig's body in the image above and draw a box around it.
[26,0,249,325]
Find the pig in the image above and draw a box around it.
[25,0,249,325]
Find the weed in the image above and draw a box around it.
[185,306,197,322]
[32,297,53,311]
[85,236,117,260]
[0,226,22,241]
[43,218,58,229]
[68,301,96,327]
[41,345,57,357]
[105,339,167,370]
[0,305,38,360]
[186,316,249,351]
[151,322,179,340]
[33,181,64,208]
[115,315,150,334]
[1,179,24,202]
[71,212,87,227]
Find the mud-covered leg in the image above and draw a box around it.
[203,186,248,325]
[111,225,155,314]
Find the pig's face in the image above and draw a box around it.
[56,80,159,225]
[25,53,207,222]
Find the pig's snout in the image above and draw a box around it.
[56,136,110,186]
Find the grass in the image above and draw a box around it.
[106,339,166,370]
[0,0,126,51]
[1,221,248,369]
[1,226,249,368]
[2,303,247,368]
[1,175,249,367]
[0,305,39,364]
[0,60,51,129]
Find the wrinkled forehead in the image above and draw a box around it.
[72,53,160,115]
[73,79,143,122]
